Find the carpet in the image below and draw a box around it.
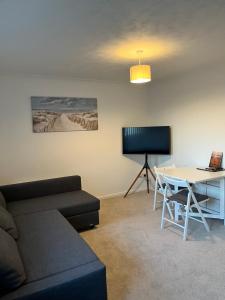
[81,191,225,300]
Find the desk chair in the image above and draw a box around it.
[160,175,210,241]
[153,165,176,211]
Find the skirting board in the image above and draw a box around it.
[98,186,154,200]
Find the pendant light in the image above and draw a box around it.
[130,50,151,84]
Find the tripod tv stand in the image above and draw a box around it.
[124,153,156,198]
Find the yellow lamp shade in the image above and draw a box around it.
[130,64,151,83]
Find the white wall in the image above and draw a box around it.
[0,75,151,197]
[146,62,225,168]
[3,62,222,198]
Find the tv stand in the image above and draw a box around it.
[124,153,156,198]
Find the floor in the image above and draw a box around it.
[81,191,225,300]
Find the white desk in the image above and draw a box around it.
[159,167,225,224]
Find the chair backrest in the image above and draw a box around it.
[159,174,192,198]
[154,165,176,189]
[162,175,189,189]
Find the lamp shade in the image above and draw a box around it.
[130,64,151,83]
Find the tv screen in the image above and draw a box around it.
[122,126,171,155]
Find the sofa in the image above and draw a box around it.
[0,175,107,300]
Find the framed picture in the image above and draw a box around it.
[31,96,98,133]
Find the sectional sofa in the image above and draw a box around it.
[0,175,107,300]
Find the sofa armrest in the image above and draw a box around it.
[0,176,81,202]
[1,261,107,300]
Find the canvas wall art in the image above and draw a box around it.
[31,97,98,133]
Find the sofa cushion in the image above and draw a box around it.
[0,191,6,208]
[1,176,81,202]
[0,206,18,239]
[14,210,98,283]
[0,228,26,292]
[7,190,99,218]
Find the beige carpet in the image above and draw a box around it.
[81,191,225,300]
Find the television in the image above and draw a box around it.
[122,126,171,155]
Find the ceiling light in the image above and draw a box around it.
[130,50,151,84]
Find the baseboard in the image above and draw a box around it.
[98,186,154,200]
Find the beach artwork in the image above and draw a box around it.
[31,97,98,132]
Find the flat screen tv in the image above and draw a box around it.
[122,126,171,155]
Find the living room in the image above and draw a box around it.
[1,1,225,300]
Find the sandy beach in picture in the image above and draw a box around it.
[31,97,98,133]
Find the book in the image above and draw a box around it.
[209,151,223,169]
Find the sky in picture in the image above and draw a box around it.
[31,97,97,112]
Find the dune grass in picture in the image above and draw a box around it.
[31,97,98,133]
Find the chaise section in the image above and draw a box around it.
[15,210,98,282]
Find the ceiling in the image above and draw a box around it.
[0,0,225,82]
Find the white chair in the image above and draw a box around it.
[153,165,176,211]
[160,175,210,241]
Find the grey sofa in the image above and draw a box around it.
[0,176,107,300]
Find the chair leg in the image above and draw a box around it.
[161,198,167,230]
[183,206,189,241]
[153,179,158,211]
[166,201,174,220]
[183,193,191,241]
[191,193,210,232]
[174,202,180,222]
[180,206,185,221]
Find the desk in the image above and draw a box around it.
[159,167,225,224]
